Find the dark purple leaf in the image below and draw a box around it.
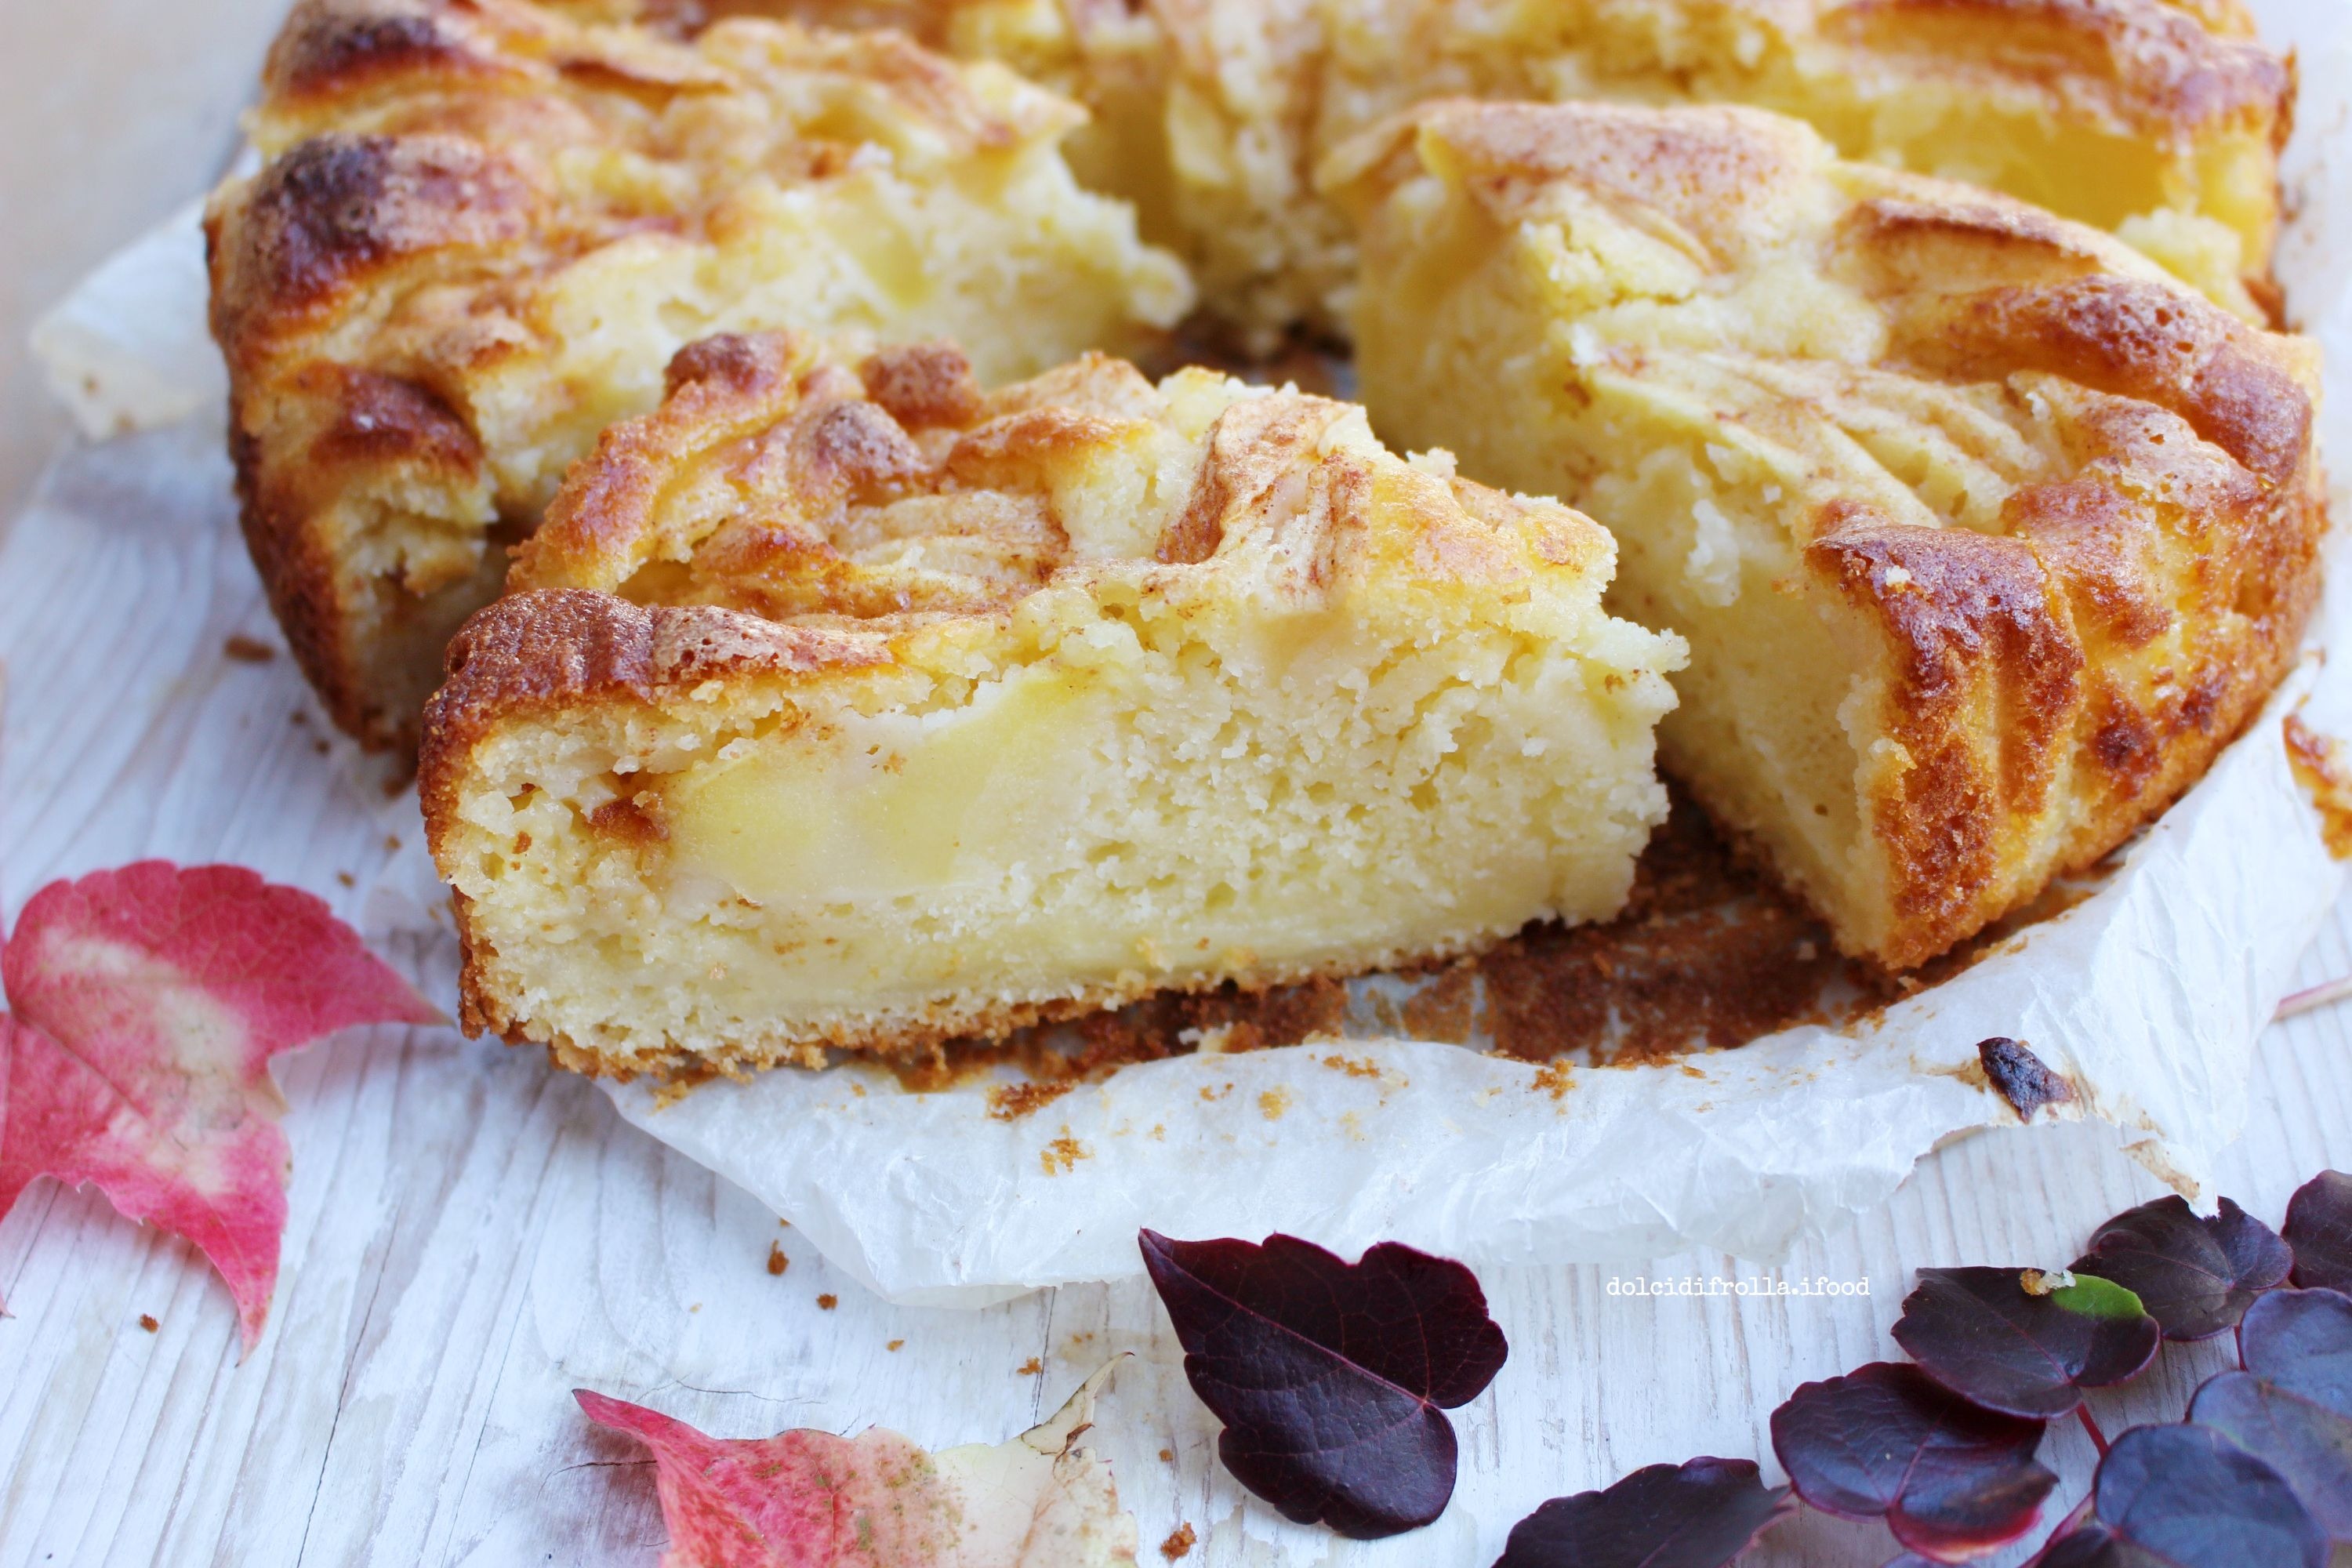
[1492,1457,1792,1568]
[1138,1230,1508,1538]
[1893,1268,2160,1418]
[1769,1362,2055,1562]
[2027,1500,2100,1566]
[2071,1196,2292,1341]
[2241,1288,2352,1418]
[2188,1287,2352,1538]
[2027,1423,2325,1568]
[2283,1171,2352,1293]
[2190,1374,2352,1540]
[1978,1037,2074,1120]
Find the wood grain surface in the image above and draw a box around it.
[5,12,2352,1566]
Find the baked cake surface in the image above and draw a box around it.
[779,0,2287,339]
[1340,100,2322,970]
[421,332,1685,1074]
[208,0,1191,750]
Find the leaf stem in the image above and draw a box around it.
[2075,1405,2109,1458]
[2275,972,2352,1020]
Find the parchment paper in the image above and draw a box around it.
[33,0,2352,1306]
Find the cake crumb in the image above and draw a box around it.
[817,1294,838,1310]
[1531,1059,1577,1101]
[887,1338,905,1352]
[1017,1357,1042,1376]
[223,634,276,663]
[137,1314,158,1333]
[1160,1523,1196,1559]
[766,1242,789,1276]
[1399,964,1478,1041]
[1158,1448,1174,1463]
[1257,1087,1291,1121]
[1040,1126,1090,1174]
[988,1080,1075,1121]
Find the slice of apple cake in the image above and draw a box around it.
[208,0,1191,750]
[1339,100,2322,970]
[419,332,1684,1074]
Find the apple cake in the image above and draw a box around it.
[419,332,1686,1073]
[1338,101,2322,970]
[775,0,2288,340]
[208,0,1192,750]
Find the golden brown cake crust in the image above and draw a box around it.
[419,588,888,800]
[209,0,1185,751]
[504,328,1540,615]
[1345,99,2325,969]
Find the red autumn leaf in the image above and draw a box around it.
[577,1360,1136,1566]
[0,862,437,1350]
